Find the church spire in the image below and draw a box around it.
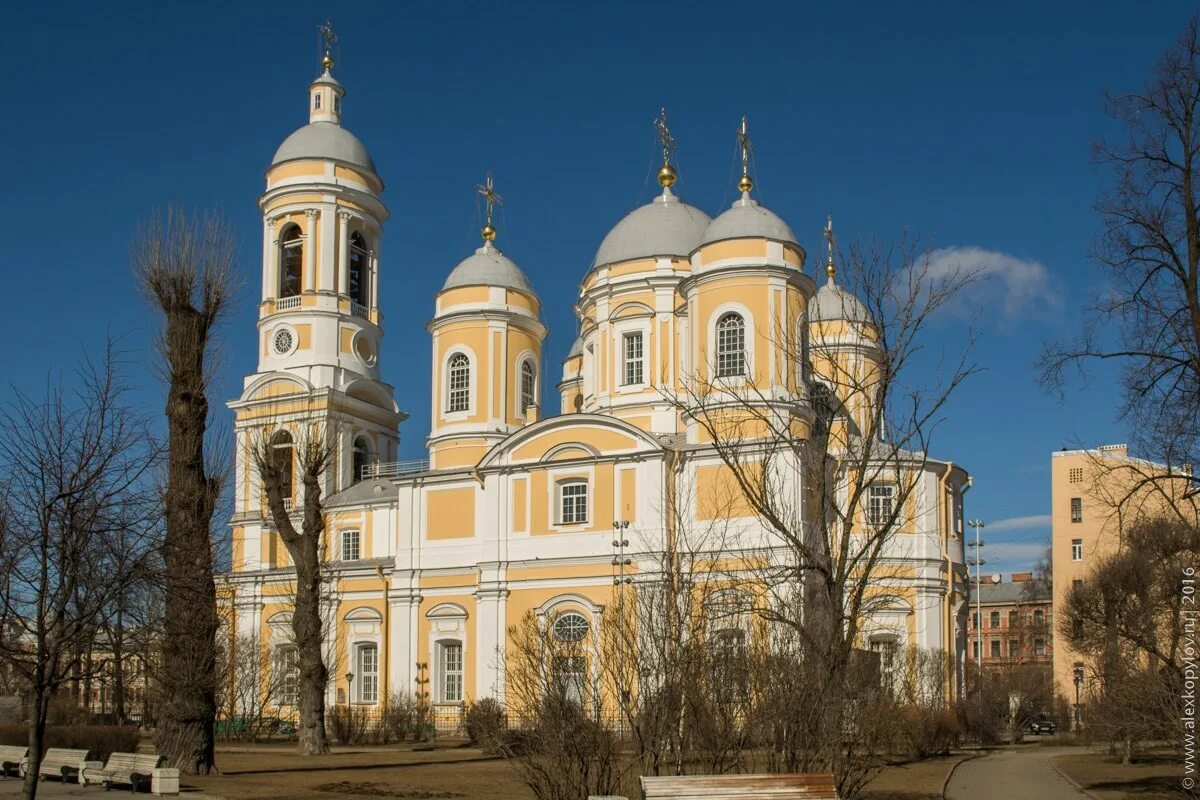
[476,172,503,245]
[309,21,344,125]
[824,215,838,281]
[653,108,678,191]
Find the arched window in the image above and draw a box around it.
[553,611,590,642]
[351,435,371,484]
[270,430,294,499]
[349,231,369,307]
[447,353,470,413]
[520,359,536,415]
[715,313,746,377]
[279,224,303,298]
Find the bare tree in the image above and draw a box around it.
[251,423,336,755]
[0,346,158,800]
[1040,16,1200,479]
[1061,516,1197,760]
[135,208,234,773]
[662,236,979,795]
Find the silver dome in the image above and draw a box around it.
[442,243,536,295]
[271,122,377,174]
[592,189,710,269]
[810,277,870,323]
[700,194,797,247]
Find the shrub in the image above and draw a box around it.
[0,725,140,761]
[379,692,418,744]
[898,706,962,759]
[464,698,506,753]
[327,705,370,745]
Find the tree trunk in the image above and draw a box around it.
[292,537,329,755]
[22,685,49,800]
[154,305,219,774]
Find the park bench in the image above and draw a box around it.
[34,747,91,782]
[641,773,840,800]
[0,745,26,777]
[82,752,164,792]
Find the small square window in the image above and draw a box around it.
[1071,538,1083,561]
[341,529,360,562]
[1070,497,1083,523]
[1069,467,1083,484]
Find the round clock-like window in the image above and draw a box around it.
[354,333,376,366]
[273,329,295,356]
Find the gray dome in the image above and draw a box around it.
[810,277,870,322]
[701,195,797,247]
[567,336,583,358]
[442,243,536,294]
[272,122,377,173]
[592,189,710,269]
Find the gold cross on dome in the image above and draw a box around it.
[824,215,838,278]
[737,116,753,193]
[654,108,676,167]
[318,20,338,68]
[476,172,504,242]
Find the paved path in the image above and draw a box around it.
[945,746,1092,800]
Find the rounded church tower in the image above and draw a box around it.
[427,178,546,469]
[680,118,815,440]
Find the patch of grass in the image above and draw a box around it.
[1052,752,1187,800]
[311,783,466,798]
[862,753,971,800]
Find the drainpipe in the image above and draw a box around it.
[378,565,389,705]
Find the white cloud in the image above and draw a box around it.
[987,514,1052,532]
[923,246,1061,324]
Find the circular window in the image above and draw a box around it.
[552,612,589,642]
[354,333,376,366]
[273,329,295,356]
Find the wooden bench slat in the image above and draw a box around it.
[641,773,839,800]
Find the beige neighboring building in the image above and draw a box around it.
[1050,443,1196,713]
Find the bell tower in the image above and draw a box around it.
[229,36,406,550]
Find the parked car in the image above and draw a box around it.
[1028,715,1057,735]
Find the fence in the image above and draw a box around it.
[215,703,464,744]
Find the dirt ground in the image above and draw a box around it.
[1052,751,1188,800]
[178,743,970,800]
[187,743,534,800]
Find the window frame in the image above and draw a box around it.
[437,640,464,704]
[278,224,304,299]
[866,483,897,528]
[446,352,472,415]
[341,529,360,562]
[989,611,1001,628]
[1071,538,1083,561]
[621,331,645,387]
[519,358,537,415]
[558,480,589,525]
[714,312,747,379]
[348,230,369,307]
[356,643,379,704]
[274,644,299,707]
[552,611,590,643]
[989,639,1001,658]
[1070,497,1083,523]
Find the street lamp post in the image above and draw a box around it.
[345,671,355,706]
[967,518,986,695]
[1073,666,1083,732]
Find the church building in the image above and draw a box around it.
[226,48,972,722]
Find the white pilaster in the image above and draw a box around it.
[369,250,379,310]
[303,209,318,293]
[337,211,352,296]
[319,204,337,293]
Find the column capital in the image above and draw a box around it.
[266,217,278,229]
[337,209,353,223]
[305,208,319,219]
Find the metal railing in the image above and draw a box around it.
[350,301,369,318]
[362,460,430,479]
[276,295,302,311]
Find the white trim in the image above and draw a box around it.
[706,302,755,384]
[442,345,476,420]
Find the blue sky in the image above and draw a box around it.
[6,2,1191,575]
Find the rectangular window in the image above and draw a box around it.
[972,612,979,629]
[341,529,360,562]
[990,639,1001,658]
[274,646,299,707]
[559,481,588,524]
[1071,539,1083,561]
[972,640,979,660]
[990,611,1000,628]
[1009,639,1019,658]
[1008,610,1018,628]
[357,645,378,704]
[313,93,321,110]
[622,332,644,386]
[1034,609,1045,627]
[552,655,587,707]
[1070,497,1082,523]
[1033,638,1046,657]
[439,641,463,703]
[866,484,896,527]
[870,639,898,693]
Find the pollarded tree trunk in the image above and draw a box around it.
[156,303,220,773]
[255,427,335,755]
[135,209,233,775]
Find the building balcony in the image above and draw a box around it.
[361,459,430,479]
